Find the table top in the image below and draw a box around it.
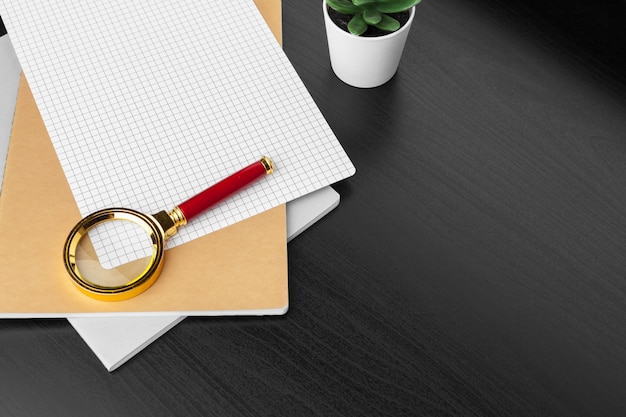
[2,0,626,415]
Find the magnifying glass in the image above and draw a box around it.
[63,156,274,301]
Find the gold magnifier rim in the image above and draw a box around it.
[63,207,166,301]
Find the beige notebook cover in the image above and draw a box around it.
[0,0,288,315]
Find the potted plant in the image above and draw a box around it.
[323,0,421,88]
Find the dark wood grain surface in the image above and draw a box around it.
[2,0,626,415]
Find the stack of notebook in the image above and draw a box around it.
[0,0,355,370]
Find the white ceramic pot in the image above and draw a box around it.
[323,1,415,88]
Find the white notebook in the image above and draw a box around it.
[1,0,355,267]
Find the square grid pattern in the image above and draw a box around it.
[0,0,355,267]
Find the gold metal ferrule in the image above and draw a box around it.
[260,156,274,174]
[151,206,186,240]
[168,206,188,228]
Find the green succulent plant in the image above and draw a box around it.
[326,0,422,36]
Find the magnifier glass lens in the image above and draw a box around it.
[74,219,156,288]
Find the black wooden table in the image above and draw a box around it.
[2,0,626,415]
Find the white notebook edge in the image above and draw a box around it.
[68,186,339,371]
[0,34,21,193]
[72,316,186,372]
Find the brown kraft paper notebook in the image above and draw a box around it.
[0,0,288,316]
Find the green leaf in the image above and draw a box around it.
[348,13,368,36]
[353,0,377,6]
[374,13,401,32]
[363,9,382,25]
[376,0,421,13]
[326,0,361,14]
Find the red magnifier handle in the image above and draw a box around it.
[177,156,274,222]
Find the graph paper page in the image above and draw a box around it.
[0,0,355,266]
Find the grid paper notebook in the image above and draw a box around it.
[0,0,355,266]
